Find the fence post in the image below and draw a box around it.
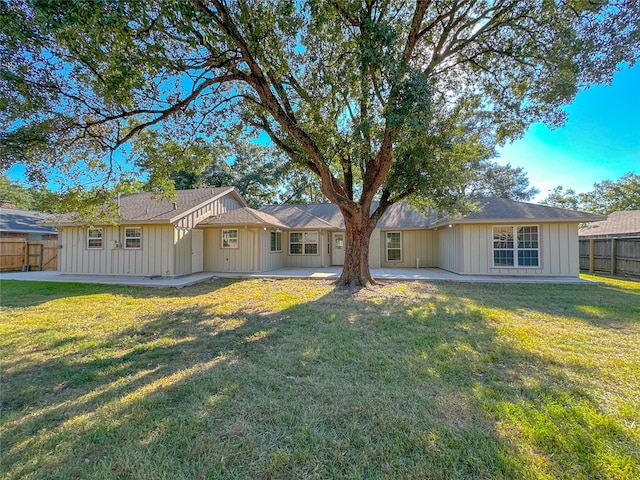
[589,239,594,273]
[610,238,617,276]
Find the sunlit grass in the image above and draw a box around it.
[1,276,638,479]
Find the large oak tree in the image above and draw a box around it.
[1,0,638,286]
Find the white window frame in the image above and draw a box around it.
[270,231,282,252]
[386,231,402,262]
[492,225,540,268]
[124,227,142,249]
[221,229,239,249]
[289,231,318,255]
[87,228,103,250]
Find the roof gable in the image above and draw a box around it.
[199,207,288,229]
[48,187,244,225]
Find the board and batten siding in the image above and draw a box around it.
[58,225,175,276]
[203,227,257,272]
[368,228,381,269]
[259,229,285,272]
[379,229,435,268]
[282,231,328,268]
[457,223,580,276]
[435,226,461,273]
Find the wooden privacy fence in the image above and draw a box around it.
[579,237,640,277]
[0,239,59,272]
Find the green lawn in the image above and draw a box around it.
[1,276,638,479]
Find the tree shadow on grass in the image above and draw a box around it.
[1,279,638,479]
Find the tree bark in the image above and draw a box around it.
[336,210,378,287]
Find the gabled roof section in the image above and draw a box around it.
[259,204,337,229]
[260,202,435,229]
[579,210,640,238]
[199,207,288,229]
[434,197,605,226]
[0,208,57,235]
[48,187,244,226]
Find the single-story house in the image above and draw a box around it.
[0,206,58,271]
[48,187,603,278]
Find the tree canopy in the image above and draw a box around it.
[541,172,640,214]
[2,0,638,285]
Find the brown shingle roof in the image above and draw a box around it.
[0,208,57,235]
[199,207,288,228]
[437,197,604,225]
[48,187,242,225]
[578,210,640,238]
[259,202,435,229]
[259,205,337,229]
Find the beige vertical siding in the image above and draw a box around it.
[369,228,381,268]
[203,227,256,272]
[435,226,461,273]
[259,229,285,272]
[58,225,175,276]
[457,223,580,276]
[379,229,434,268]
[282,231,326,268]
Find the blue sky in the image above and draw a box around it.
[495,64,640,201]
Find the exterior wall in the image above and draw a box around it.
[203,227,257,272]
[457,223,580,276]
[259,229,285,272]
[435,226,462,273]
[58,225,176,276]
[282,230,327,268]
[379,229,435,268]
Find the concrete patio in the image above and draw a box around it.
[0,267,596,288]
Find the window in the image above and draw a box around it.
[386,232,402,262]
[124,227,142,249]
[270,231,282,252]
[222,229,238,248]
[289,231,318,255]
[87,228,103,249]
[493,226,539,267]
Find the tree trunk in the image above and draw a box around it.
[336,212,378,288]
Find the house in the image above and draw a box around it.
[48,187,603,278]
[578,210,640,277]
[578,210,640,239]
[0,206,58,271]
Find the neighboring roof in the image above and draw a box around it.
[0,208,58,235]
[49,187,245,225]
[435,197,605,226]
[199,207,288,229]
[578,210,640,238]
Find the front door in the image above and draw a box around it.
[191,229,204,273]
[332,232,345,265]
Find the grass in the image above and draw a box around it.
[1,276,638,479]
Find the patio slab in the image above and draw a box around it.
[0,267,596,288]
